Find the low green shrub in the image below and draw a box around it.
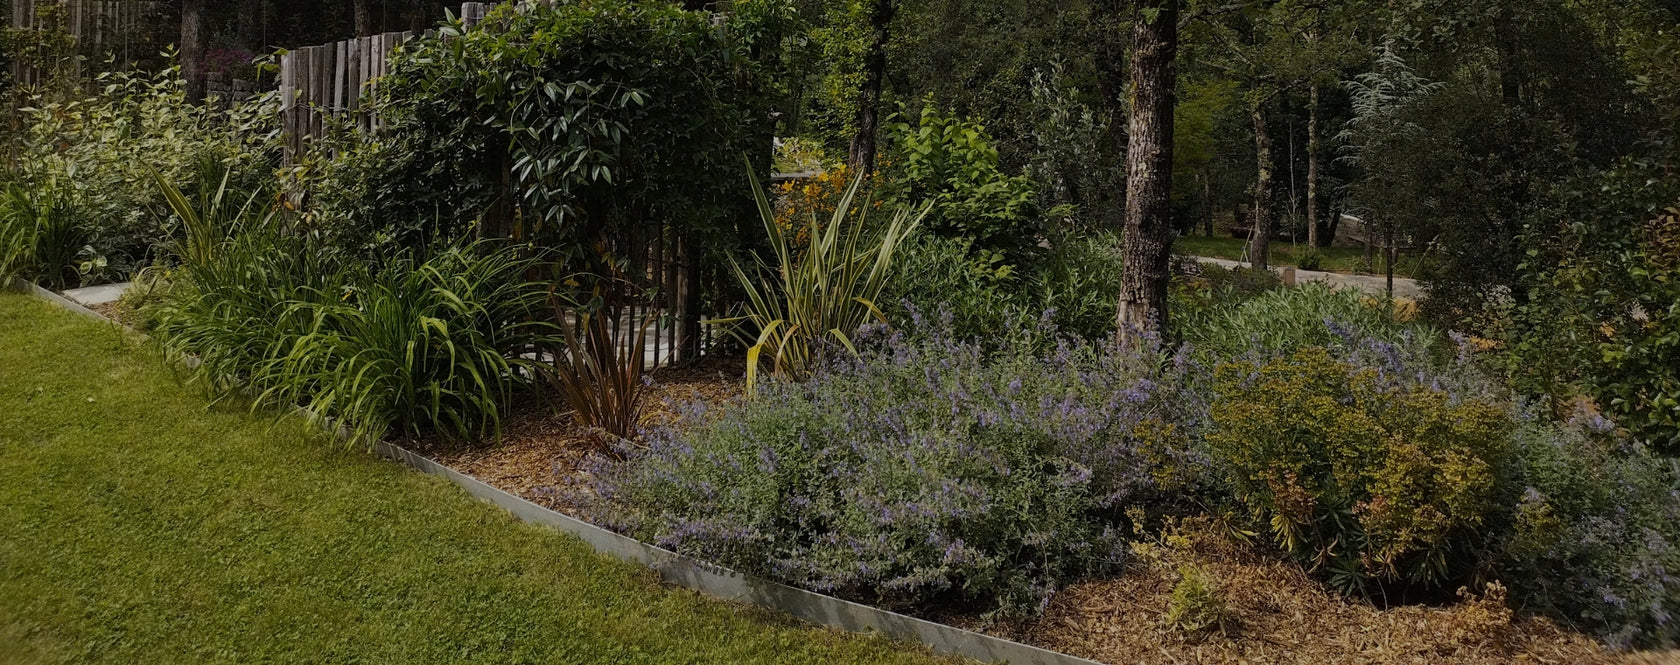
[883,233,1019,343]
[884,231,1123,344]
[1189,282,1419,359]
[581,312,1208,618]
[1028,232,1125,341]
[1500,412,1680,648]
[1209,345,1513,594]
[1166,564,1228,635]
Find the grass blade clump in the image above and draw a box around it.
[151,222,548,445]
[0,182,85,289]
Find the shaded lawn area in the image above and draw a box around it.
[0,294,951,665]
[1172,235,1420,279]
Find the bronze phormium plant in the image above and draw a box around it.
[543,297,653,447]
[730,166,925,390]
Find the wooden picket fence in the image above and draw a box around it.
[8,0,162,87]
[278,2,495,159]
[277,1,714,364]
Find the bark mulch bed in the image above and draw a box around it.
[397,358,1675,665]
[403,356,745,510]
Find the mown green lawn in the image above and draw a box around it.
[1173,235,1420,278]
[0,293,952,665]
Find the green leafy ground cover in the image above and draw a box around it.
[0,293,951,665]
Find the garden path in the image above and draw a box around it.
[1188,255,1424,300]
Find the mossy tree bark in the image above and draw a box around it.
[1115,0,1179,345]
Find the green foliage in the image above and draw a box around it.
[1209,347,1513,593]
[150,220,548,445]
[881,102,1040,257]
[365,0,792,263]
[1027,232,1125,341]
[883,232,1018,342]
[1515,159,1680,451]
[1165,565,1228,635]
[0,182,85,289]
[1188,282,1417,359]
[884,230,1123,343]
[1500,413,1680,648]
[731,169,922,388]
[5,66,278,279]
[0,295,948,664]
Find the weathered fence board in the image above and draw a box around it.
[8,0,162,88]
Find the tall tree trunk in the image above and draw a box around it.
[1306,82,1321,248]
[181,0,205,104]
[848,0,895,174]
[354,0,374,35]
[1115,0,1179,345]
[1202,170,1214,237]
[1385,221,1396,297]
[1249,101,1274,269]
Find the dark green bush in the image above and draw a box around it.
[349,0,792,265]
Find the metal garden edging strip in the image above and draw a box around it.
[4,277,108,320]
[9,278,1105,665]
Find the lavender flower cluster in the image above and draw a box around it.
[1504,409,1680,649]
[575,308,1208,617]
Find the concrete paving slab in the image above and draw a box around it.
[61,282,131,306]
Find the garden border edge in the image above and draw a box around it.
[5,276,1105,665]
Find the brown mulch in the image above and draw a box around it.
[396,362,1676,665]
[403,355,746,510]
[979,518,1673,665]
[87,301,137,329]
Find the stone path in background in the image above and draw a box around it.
[1187,256,1424,300]
[61,282,131,306]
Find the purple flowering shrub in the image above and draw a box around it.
[1502,410,1680,648]
[576,309,1208,617]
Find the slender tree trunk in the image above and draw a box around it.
[1115,0,1179,345]
[181,0,205,104]
[1385,221,1396,297]
[1306,82,1320,248]
[1202,171,1214,237]
[848,0,895,174]
[354,0,374,36]
[1249,101,1274,269]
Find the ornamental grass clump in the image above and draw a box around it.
[581,310,1208,617]
[151,226,549,445]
